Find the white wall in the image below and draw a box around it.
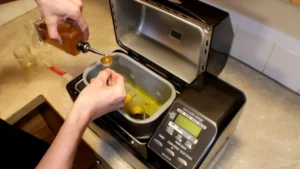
[0,0,37,25]
[201,0,300,93]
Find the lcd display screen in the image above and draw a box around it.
[174,114,202,137]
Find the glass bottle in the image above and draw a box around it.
[36,20,114,67]
[37,19,84,56]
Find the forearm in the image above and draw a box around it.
[36,109,90,169]
[35,68,125,169]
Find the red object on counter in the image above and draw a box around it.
[50,66,66,76]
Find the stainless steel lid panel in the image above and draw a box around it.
[110,0,212,83]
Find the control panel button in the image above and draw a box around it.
[167,140,174,146]
[165,148,175,157]
[175,135,182,142]
[169,111,177,120]
[175,141,187,151]
[190,137,198,144]
[175,140,181,146]
[162,153,171,161]
[177,157,187,166]
[173,145,180,151]
[154,139,163,147]
[180,150,193,161]
[166,126,174,136]
[167,141,180,151]
[185,141,193,149]
[159,134,165,140]
[180,145,187,151]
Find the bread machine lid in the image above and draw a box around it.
[109,0,212,84]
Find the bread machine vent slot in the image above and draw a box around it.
[170,29,182,40]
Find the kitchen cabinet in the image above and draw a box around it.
[14,103,110,169]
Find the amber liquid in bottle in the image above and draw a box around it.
[37,21,84,56]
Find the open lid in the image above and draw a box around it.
[109,0,212,84]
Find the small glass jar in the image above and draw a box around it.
[13,44,37,71]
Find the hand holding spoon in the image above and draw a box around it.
[77,41,114,85]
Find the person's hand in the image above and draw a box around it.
[35,0,89,44]
[70,69,126,122]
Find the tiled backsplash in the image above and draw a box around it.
[230,28,275,72]
[0,0,37,25]
[263,45,300,92]
[201,0,300,93]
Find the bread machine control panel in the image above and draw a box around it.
[148,101,217,169]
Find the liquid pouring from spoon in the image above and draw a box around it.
[77,41,113,85]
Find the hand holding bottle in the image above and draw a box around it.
[35,0,89,44]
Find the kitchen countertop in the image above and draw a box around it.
[0,0,300,169]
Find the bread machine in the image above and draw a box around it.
[66,0,246,168]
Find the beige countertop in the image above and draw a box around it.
[1,0,300,168]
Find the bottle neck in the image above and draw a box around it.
[77,41,106,56]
